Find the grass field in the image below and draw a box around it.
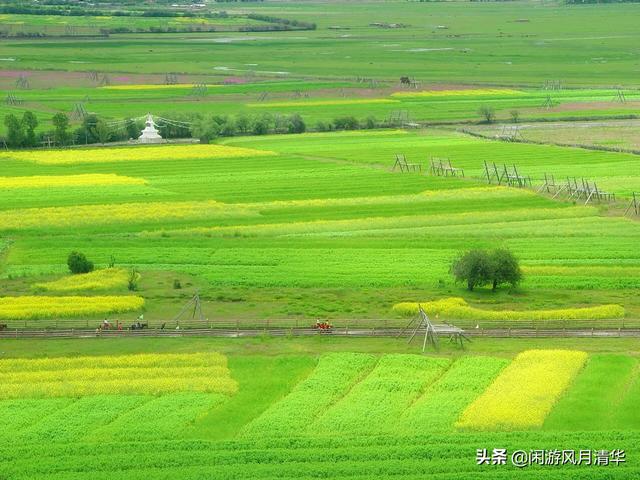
[0,337,639,479]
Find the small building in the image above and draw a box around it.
[138,114,163,144]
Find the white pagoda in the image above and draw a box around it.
[138,114,163,144]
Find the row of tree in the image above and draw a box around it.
[2,111,386,148]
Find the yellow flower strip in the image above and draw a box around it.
[392,88,523,98]
[0,144,274,165]
[33,268,130,292]
[0,295,144,320]
[247,99,399,108]
[456,349,587,430]
[393,298,624,321]
[0,200,256,230]
[0,174,146,188]
[0,353,237,398]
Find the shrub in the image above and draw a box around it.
[67,251,94,275]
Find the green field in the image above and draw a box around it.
[2,2,640,85]
[0,130,639,328]
[1,2,640,477]
[0,337,638,479]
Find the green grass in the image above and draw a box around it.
[544,354,639,431]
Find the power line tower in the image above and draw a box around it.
[172,292,206,325]
[70,103,88,120]
[15,75,30,89]
[4,92,23,106]
[614,88,626,103]
[165,72,179,85]
[190,82,208,97]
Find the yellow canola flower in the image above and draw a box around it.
[0,352,238,398]
[392,297,624,321]
[247,99,399,108]
[0,295,144,320]
[100,84,223,90]
[0,174,145,189]
[456,349,587,430]
[392,88,523,98]
[0,200,256,230]
[0,144,274,165]
[2,352,227,371]
[33,268,130,292]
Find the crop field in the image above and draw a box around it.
[1,343,640,479]
[0,129,640,327]
[2,1,640,477]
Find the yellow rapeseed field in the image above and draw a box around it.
[0,353,238,398]
[0,295,145,320]
[33,268,130,292]
[392,298,625,321]
[0,200,256,230]
[100,84,222,90]
[0,144,274,165]
[392,88,523,98]
[247,99,399,108]
[0,174,145,189]
[456,350,587,430]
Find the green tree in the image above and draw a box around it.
[220,118,237,137]
[67,251,94,274]
[94,120,111,144]
[4,114,24,148]
[52,113,70,146]
[450,249,494,291]
[21,111,38,147]
[334,116,359,130]
[287,114,306,134]
[125,119,139,140]
[478,105,496,124]
[490,248,522,291]
[236,114,251,134]
[192,116,220,143]
[76,114,99,144]
[252,118,269,135]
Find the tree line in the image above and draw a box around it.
[2,111,384,148]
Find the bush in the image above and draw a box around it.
[67,251,94,275]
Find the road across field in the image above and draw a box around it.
[1,327,638,339]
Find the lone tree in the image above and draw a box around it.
[450,249,494,291]
[491,248,522,290]
[478,105,496,124]
[450,248,522,291]
[67,251,94,274]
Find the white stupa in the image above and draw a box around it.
[138,114,163,144]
